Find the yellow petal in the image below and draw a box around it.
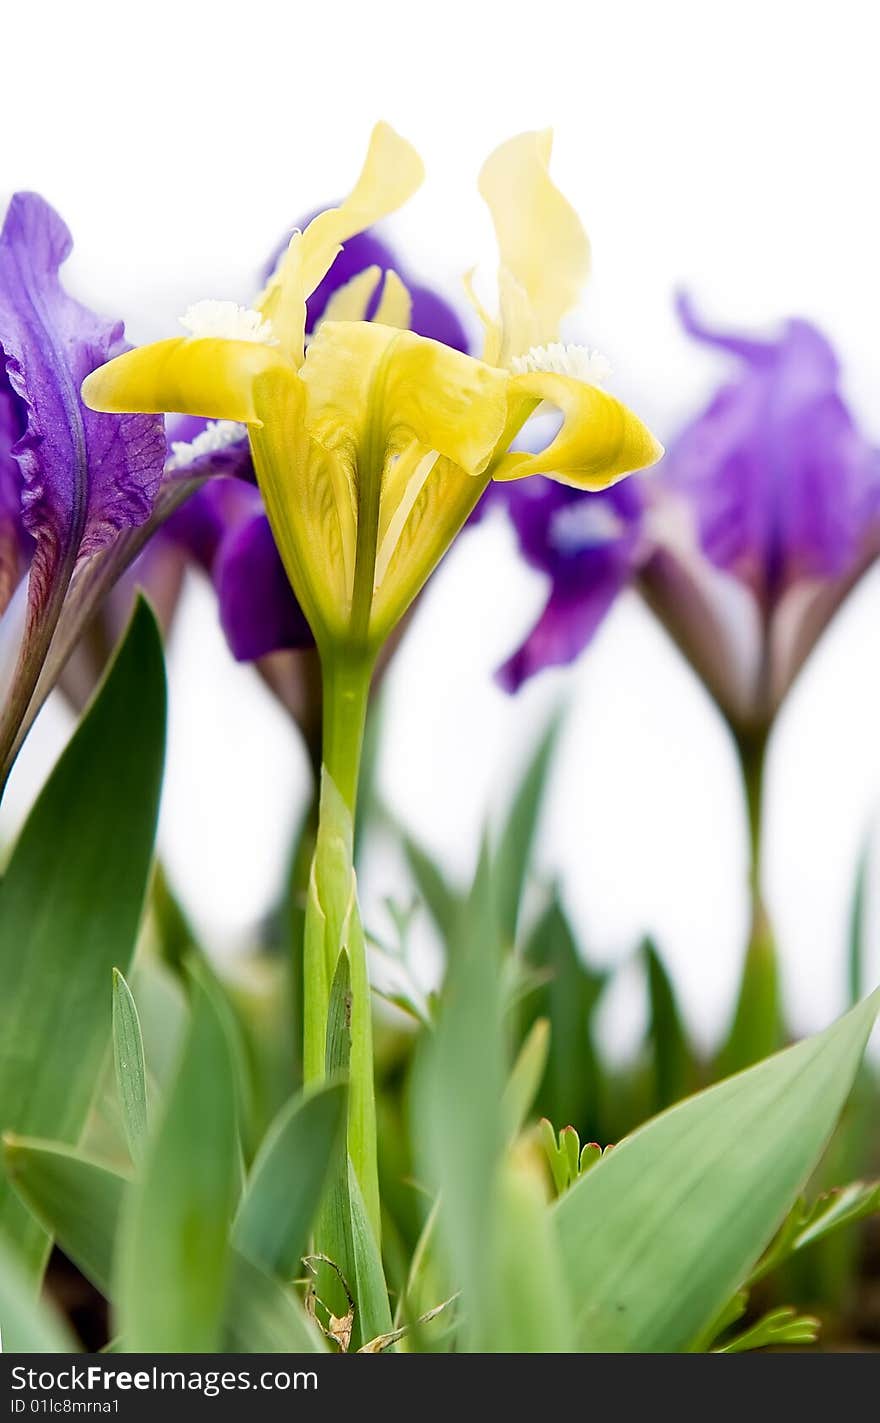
[372,269,412,330]
[257,123,423,365]
[371,455,488,641]
[81,337,286,423]
[298,123,424,294]
[302,320,509,476]
[319,265,383,325]
[493,371,663,489]
[248,365,355,645]
[479,131,590,362]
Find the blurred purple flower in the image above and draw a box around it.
[0,193,166,773]
[499,298,880,729]
[496,478,645,691]
[663,296,880,605]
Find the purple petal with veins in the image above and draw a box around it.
[0,192,165,628]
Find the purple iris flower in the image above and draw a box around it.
[496,478,645,692]
[498,298,880,729]
[166,218,470,667]
[0,193,166,775]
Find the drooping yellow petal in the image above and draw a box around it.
[479,131,590,363]
[248,365,355,645]
[370,454,488,641]
[372,269,412,330]
[302,320,509,476]
[81,337,286,423]
[257,123,424,366]
[493,371,663,489]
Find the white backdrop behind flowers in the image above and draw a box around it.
[3,0,880,1051]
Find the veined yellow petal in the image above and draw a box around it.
[373,269,412,330]
[493,371,663,489]
[302,320,509,476]
[82,337,286,423]
[479,131,590,362]
[370,455,488,641]
[248,366,355,644]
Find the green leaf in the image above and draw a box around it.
[412,841,506,1351]
[749,1179,880,1286]
[521,891,606,1136]
[313,952,391,1350]
[494,711,562,944]
[0,1238,76,1352]
[715,1306,819,1353]
[234,1081,347,1280]
[2,1136,126,1297]
[492,1165,574,1353]
[399,827,461,941]
[643,938,694,1112]
[0,599,166,1277]
[223,1252,325,1353]
[111,969,148,1168]
[554,990,880,1352]
[503,1019,550,1141]
[116,981,239,1352]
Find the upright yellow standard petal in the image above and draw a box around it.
[257,123,424,366]
[479,131,590,363]
[320,266,384,325]
[493,371,664,489]
[372,269,412,330]
[81,337,286,423]
[298,123,425,294]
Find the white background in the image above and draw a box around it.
[3,0,880,1051]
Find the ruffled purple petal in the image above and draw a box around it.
[214,499,312,661]
[0,193,165,624]
[496,478,644,689]
[664,295,880,599]
[0,374,30,612]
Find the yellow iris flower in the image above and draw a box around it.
[83,122,662,659]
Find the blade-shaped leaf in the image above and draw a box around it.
[643,938,695,1112]
[399,825,461,940]
[111,968,148,1168]
[554,990,880,1352]
[3,1136,126,1297]
[495,711,562,944]
[412,841,506,1351]
[0,598,165,1277]
[521,891,606,1137]
[116,981,238,1352]
[223,1252,325,1354]
[234,1081,347,1280]
[0,1238,76,1352]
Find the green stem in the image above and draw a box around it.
[304,648,382,1238]
[717,724,781,1074]
[320,652,374,816]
